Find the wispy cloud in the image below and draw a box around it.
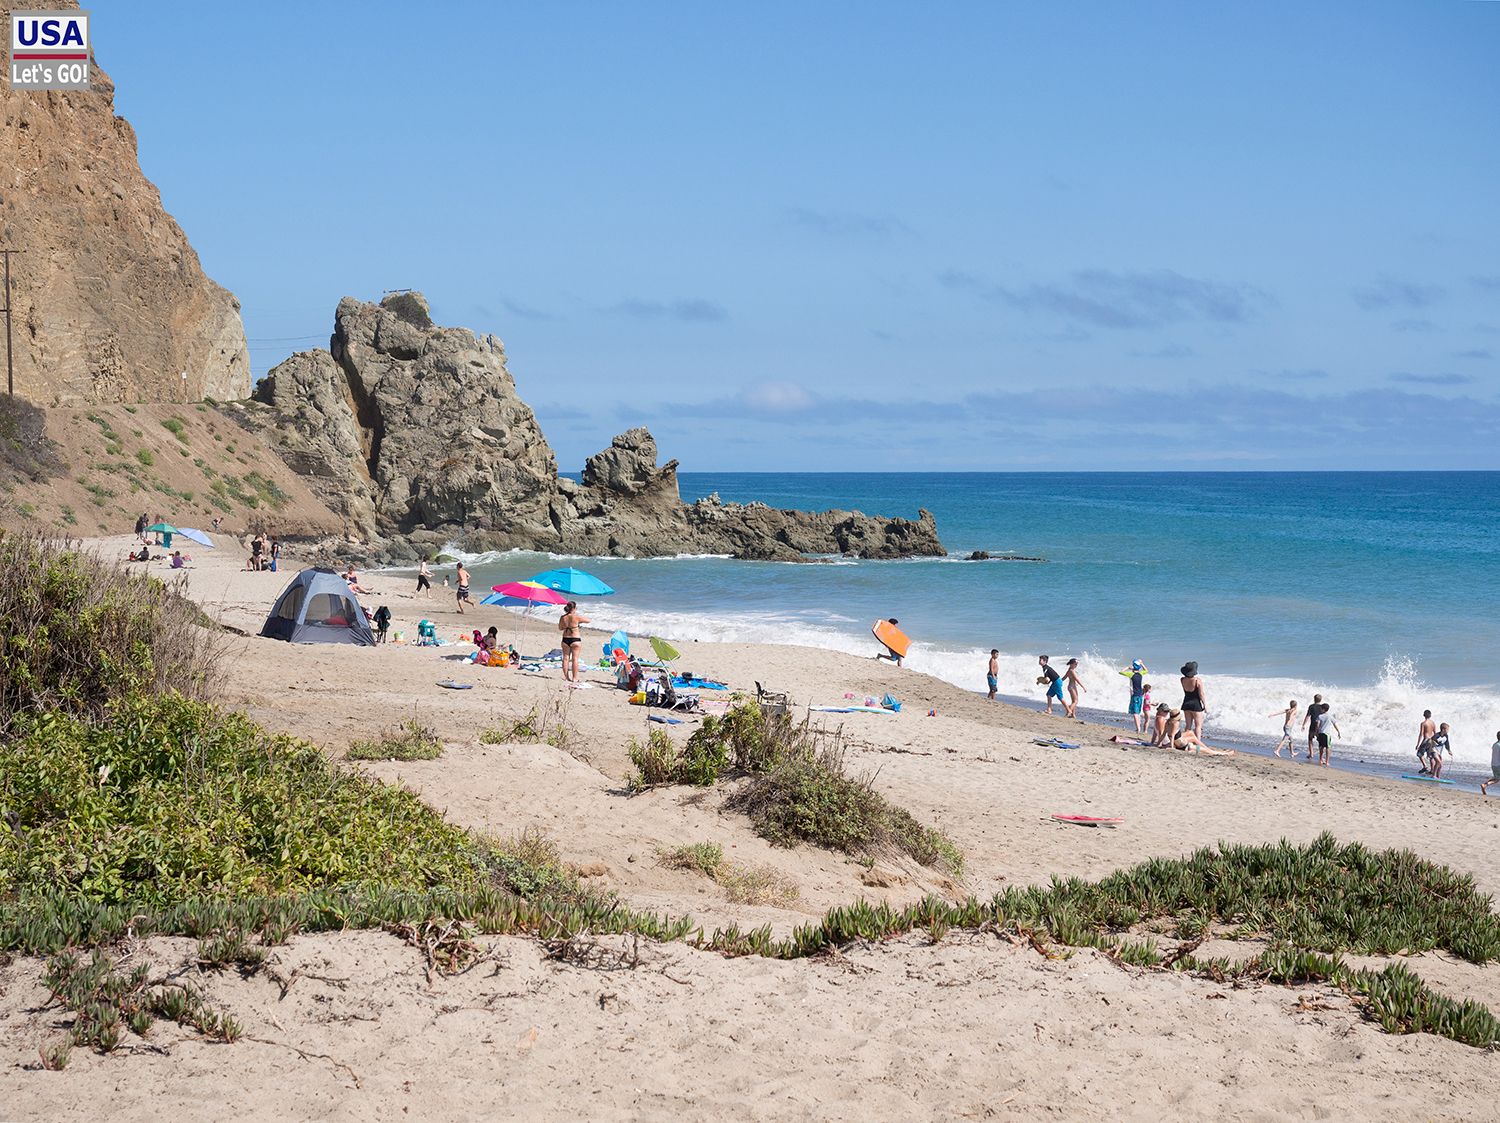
[941,268,1270,330]
[1353,278,1446,311]
[1470,275,1500,292]
[1275,368,1328,381]
[499,297,555,322]
[1131,344,1194,359]
[1454,349,1493,360]
[1389,371,1471,386]
[784,207,912,237]
[1392,318,1436,333]
[607,298,728,323]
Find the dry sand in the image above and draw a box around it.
[4,537,1499,1120]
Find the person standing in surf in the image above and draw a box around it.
[1302,694,1327,760]
[1269,700,1299,757]
[1313,704,1341,766]
[558,600,589,683]
[986,649,999,701]
[1063,658,1086,718]
[1179,662,1207,737]
[1427,722,1453,779]
[1126,660,1147,732]
[1037,655,1065,715]
[416,557,432,598]
[1414,709,1438,774]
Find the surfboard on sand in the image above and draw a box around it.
[1052,814,1124,827]
[872,619,910,659]
[1033,737,1081,749]
[436,680,473,690]
[1401,774,1456,785]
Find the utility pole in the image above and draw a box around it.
[0,249,21,397]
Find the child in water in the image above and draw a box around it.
[1269,700,1299,757]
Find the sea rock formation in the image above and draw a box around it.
[232,292,944,561]
[0,0,249,405]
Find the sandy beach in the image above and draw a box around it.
[5,536,1499,1120]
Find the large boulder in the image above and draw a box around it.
[247,292,946,561]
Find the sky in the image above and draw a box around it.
[99,1,1499,471]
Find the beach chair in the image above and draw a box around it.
[755,681,789,721]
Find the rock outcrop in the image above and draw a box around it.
[232,292,944,561]
[0,0,249,405]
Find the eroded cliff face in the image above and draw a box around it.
[0,0,249,405]
[236,292,944,561]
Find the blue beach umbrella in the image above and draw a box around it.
[177,527,216,548]
[530,567,614,597]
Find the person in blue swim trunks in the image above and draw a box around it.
[1037,655,1065,715]
[987,649,999,701]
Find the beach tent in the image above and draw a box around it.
[260,568,375,646]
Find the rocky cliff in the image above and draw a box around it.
[231,293,943,561]
[0,0,249,405]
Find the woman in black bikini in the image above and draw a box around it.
[1180,661,1207,737]
[559,600,589,683]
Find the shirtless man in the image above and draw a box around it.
[455,563,473,614]
[1414,709,1438,775]
[986,650,999,701]
[558,600,590,682]
[1062,658,1086,718]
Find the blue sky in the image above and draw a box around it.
[103,1,1498,470]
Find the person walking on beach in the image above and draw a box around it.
[1302,694,1328,760]
[559,600,589,682]
[1037,656,1065,715]
[1126,660,1147,732]
[1414,710,1438,774]
[986,650,999,701]
[416,557,432,598]
[1269,700,1299,757]
[134,512,148,541]
[1481,732,1500,796]
[1313,704,1341,767]
[1063,658,1086,718]
[1179,662,1206,736]
[455,562,473,614]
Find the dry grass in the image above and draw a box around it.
[657,841,800,907]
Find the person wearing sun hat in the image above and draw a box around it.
[1123,659,1148,732]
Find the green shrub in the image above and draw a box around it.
[347,717,443,761]
[135,449,154,467]
[0,693,491,906]
[627,728,679,790]
[160,418,188,443]
[658,842,724,875]
[0,534,222,732]
[487,827,582,900]
[677,723,730,785]
[729,732,963,877]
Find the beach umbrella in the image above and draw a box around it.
[489,582,570,653]
[177,527,215,548]
[145,522,178,534]
[531,567,614,596]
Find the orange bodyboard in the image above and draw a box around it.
[871,620,910,658]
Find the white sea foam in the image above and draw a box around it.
[579,601,1500,767]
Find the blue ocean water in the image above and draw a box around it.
[454,472,1500,766]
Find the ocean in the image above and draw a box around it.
[441,472,1500,776]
